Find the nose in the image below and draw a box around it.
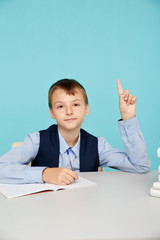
[66,105,73,115]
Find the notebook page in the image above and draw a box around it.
[0,177,96,199]
[60,176,96,190]
[0,183,57,199]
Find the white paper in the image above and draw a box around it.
[0,177,96,199]
[153,182,160,190]
[150,187,160,198]
[157,148,160,158]
[53,176,96,190]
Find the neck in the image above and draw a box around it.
[58,127,80,147]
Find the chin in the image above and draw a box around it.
[61,123,81,131]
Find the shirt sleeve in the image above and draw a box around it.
[0,132,46,184]
[98,117,151,173]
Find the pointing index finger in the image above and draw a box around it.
[117,79,123,96]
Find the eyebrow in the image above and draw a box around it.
[55,99,82,104]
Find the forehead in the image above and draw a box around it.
[51,88,85,102]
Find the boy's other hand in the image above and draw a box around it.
[42,167,78,185]
[117,79,136,120]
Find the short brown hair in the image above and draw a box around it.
[48,79,88,108]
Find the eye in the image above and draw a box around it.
[73,103,80,107]
[57,105,63,109]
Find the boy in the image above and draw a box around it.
[0,79,150,185]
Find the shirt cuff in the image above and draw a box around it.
[27,167,46,184]
[118,116,141,136]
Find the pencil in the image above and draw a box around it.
[66,149,73,171]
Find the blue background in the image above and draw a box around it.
[0,0,160,170]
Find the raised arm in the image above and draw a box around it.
[98,80,150,173]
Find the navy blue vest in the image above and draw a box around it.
[31,124,99,172]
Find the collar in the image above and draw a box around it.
[58,129,80,158]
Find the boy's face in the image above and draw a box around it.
[49,88,89,132]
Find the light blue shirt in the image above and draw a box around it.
[0,117,151,184]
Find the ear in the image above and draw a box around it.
[50,108,56,119]
[85,104,89,116]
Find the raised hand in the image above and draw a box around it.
[117,79,136,120]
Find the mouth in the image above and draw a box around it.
[64,118,76,122]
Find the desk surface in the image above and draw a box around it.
[0,171,159,240]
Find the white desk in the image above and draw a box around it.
[0,171,159,240]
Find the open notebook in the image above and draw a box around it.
[0,177,96,199]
